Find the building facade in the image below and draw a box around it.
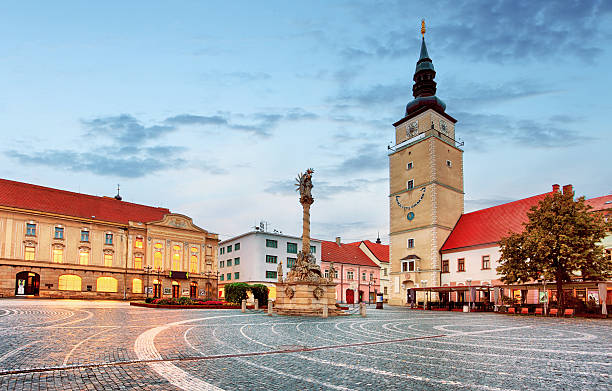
[217,230,321,299]
[321,238,381,304]
[1,178,219,300]
[388,30,464,305]
[349,239,390,302]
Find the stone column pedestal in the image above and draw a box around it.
[275,281,345,316]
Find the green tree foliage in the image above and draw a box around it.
[224,282,250,304]
[250,284,269,306]
[497,190,611,311]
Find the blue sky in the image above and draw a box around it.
[1,1,611,242]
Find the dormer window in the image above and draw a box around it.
[54,226,64,239]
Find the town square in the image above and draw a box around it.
[1,1,611,390]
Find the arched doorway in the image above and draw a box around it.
[172,281,180,298]
[403,280,415,304]
[15,271,39,296]
[346,289,354,304]
[190,281,198,298]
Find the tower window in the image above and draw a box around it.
[407,180,414,190]
[406,161,413,170]
[446,160,452,167]
[407,238,415,248]
[402,261,415,272]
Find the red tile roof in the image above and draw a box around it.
[321,241,379,267]
[585,195,612,212]
[0,178,170,225]
[348,240,389,263]
[440,192,551,252]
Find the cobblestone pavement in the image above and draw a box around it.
[0,300,610,390]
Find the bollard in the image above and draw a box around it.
[268,301,273,316]
[254,299,259,311]
[241,299,246,313]
[360,302,367,317]
[322,304,328,318]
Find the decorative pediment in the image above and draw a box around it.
[148,214,206,233]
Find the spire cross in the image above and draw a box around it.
[421,19,426,37]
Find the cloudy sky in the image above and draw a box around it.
[1,1,611,242]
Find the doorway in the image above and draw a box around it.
[15,271,40,296]
[153,280,161,298]
[190,282,197,298]
[172,282,180,298]
[346,289,354,304]
[358,290,364,303]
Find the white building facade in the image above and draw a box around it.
[217,230,321,299]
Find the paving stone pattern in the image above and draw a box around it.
[0,300,610,390]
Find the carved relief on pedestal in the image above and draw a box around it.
[313,286,324,300]
[284,286,295,299]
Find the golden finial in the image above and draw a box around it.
[421,19,426,37]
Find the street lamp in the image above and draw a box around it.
[466,279,472,311]
[538,277,548,315]
[144,265,152,298]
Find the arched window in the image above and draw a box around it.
[172,245,181,271]
[59,275,82,291]
[97,277,118,292]
[190,255,198,274]
[132,278,143,294]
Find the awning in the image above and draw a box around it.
[400,254,421,260]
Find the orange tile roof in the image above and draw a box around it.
[347,240,389,263]
[585,195,612,212]
[0,178,170,225]
[440,192,551,252]
[321,240,378,267]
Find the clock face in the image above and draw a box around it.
[439,120,447,133]
[395,186,427,219]
[407,121,419,138]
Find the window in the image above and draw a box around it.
[407,180,414,190]
[482,255,490,270]
[369,273,373,281]
[105,233,113,245]
[227,245,232,253]
[347,271,354,280]
[324,269,329,278]
[135,237,144,249]
[79,250,89,265]
[220,260,225,268]
[220,247,225,255]
[234,257,240,265]
[402,260,415,272]
[97,277,118,292]
[26,223,36,236]
[383,268,388,276]
[227,259,232,267]
[234,272,239,280]
[334,270,338,278]
[219,274,224,281]
[266,271,277,279]
[154,251,162,270]
[458,258,465,272]
[287,257,296,268]
[52,248,63,263]
[362,272,366,281]
[310,245,316,254]
[384,287,388,295]
[287,242,298,254]
[406,161,413,170]
[172,245,181,271]
[104,253,113,267]
[134,256,142,270]
[59,275,81,291]
[407,238,415,248]
[606,249,612,261]
[234,243,240,251]
[266,239,278,248]
[266,255,278,264]
[54,227,64,239]
[446,160,452,167]
[25,246,35,261]
[81,230,89,242]
[132,279,143,294]
[226,273,231,281]
[441,260,449,273]
[190,255,198,273]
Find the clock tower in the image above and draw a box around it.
[388,22,464,305]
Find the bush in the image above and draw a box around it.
[144,297,154,304]
[177,297,193,305]
[250,284,269,306]
[224,282,250,304]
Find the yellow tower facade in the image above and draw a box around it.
[388,25,464,305]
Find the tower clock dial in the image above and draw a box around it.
[439,120,447,134]
[407,121,419,137]
[395,186,426,220]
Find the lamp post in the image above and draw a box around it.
[538,277,548,315]
[144,265,152,298]
[155,267,162,298]
[466,279,472,311]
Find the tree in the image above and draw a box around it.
[497,190,611,312]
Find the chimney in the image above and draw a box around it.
[552,184,560,193]
[335,237,341,245]
[562,184,573,195]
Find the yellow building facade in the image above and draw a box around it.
[388,31,464,305]
[0,178,219,300]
